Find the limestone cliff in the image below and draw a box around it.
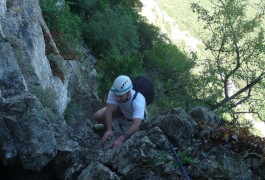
[0,0,99,172]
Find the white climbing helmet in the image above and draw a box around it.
[111,75,132,95]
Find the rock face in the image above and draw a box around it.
[0,0,99,174]
[1,0,69,114]
[190,106,221,124]
[73,107,261,180]
[0,42,56,170]
[143,108,196,147]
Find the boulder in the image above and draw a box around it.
[143,108,196,147]
[190,106,221,125]
[77,162,120,180]
[0,42,56,171]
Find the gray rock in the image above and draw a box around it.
[0,43,27,96]
[145,108,196,147]
[2,92,57,171]
[0,42,56,170]
[77,162,120,180]
[147,126,169,151]
[190,106,221,125]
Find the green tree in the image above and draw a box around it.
[109,0,142,9]
[40,0,82,59]
[81,4,145,98]
[191,0,265,120]
[83,5,140,56]
[67,0,109,19]
[144,43,196,111]
[137,18,168,53]
[98,48,144,98]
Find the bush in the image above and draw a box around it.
[98,48,144,98]
[40,0,83,59]
[30,86,57,123]
[83,5,140,56]
[144,43,197,111]
[137,18,166,53]
[63,101,83,125]
[47,54,67,82]
[81,4,153,100]
[67,0,110,18]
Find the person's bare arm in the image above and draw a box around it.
[112,118,142,148]
[101,104,115,143]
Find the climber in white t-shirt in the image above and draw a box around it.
[93,75,146,148]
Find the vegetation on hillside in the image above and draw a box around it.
[190,0,265,122]
[152,0,265,122]
[63,0,198,108]
[40,0,265,124]
[40,0,83,59]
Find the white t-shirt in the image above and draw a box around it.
[107,89,146,120]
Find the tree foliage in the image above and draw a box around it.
[84,5,140,56]
[73,0,165,98]
[67,0,110,19]
[98,48,144,98]
[40,0,82,59]
[137,19,168,53]
[191,0,265,120]
[144,43,197,111]
[64,0,200,112]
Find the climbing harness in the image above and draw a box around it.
[169,142,191,180]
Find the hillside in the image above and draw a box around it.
[140,0,203,52]
[140,0,265,136]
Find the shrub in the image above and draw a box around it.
[97,48,144,99]
[144,43,197,111]
[179,149,195,165]
[83,5,140,56]
[63,100,84,125]
[30,86,57,123]
[67,0,110,18]
[47,54,67,82]
[40,0,83,59]
[137,18,166,53]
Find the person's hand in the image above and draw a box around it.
[101,130,113,143]
[111,136,126,148]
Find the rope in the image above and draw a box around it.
[169,142,191,180]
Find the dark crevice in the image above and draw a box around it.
[0,161,58,180]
